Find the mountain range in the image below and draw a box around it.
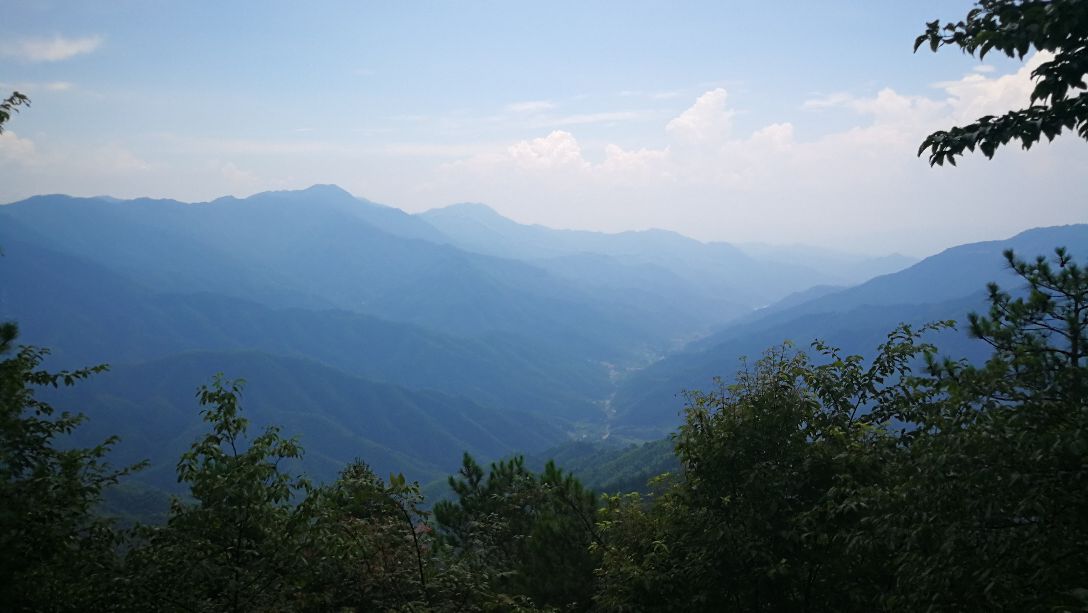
[2,184,1081,488]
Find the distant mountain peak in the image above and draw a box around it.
[242,184,356,204]
[301,183,353,197]
[224,184,361,210]
[426,202,503,219]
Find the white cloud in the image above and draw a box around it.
[748,122,794,149]
[445,90,794,191]
[507,100,556,113]
[942,52,1048,123]
[0,131,39,164]
[665,88,733,143]
[3,51,1081,255]
[416,53,1084,254]
[0,35,103,62]
[804,88,944,125]
[507,131,589,171]
[600,144,671,181]
[973,64,996,73]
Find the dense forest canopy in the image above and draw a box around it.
[3,245,1086,610]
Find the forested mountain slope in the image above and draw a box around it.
[46,350,565,489]
[0,236,607,420]
[421,201,910,308]
[1,184,1032,489]
[610,224,1088,435]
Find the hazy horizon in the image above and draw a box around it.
[7,182,1078,261]
[3,1,1086,256]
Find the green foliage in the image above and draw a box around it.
[296,461,434,611]
[120,377,522,612]
[124,375,313,611]
[5,238,1085,611]
[0,328,139,611]
[595,249,1088,611]
[0,91,29,133]
[915,0,1088,165]
[532,440,679,494]
[595,331,938,611]
[434,453,600,611]
[865,248,1088,610]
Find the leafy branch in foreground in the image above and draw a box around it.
[0,91,30,133]
[0,337,142,610]
[915,0,1088,165]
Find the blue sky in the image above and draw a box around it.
[2,1,1085,255]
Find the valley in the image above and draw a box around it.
[2,184,1080,490]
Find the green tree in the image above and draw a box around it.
[125,376,312,612]
[595,329,944,612]
[434,453,600,611]
[595,247,1088,611]
[915,0,1088,165]
[864,248,1088,611]
[0,334,139,611]
[297,461,434,611]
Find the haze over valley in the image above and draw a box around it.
[3,185,1082,487]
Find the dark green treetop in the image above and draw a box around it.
[434,452,600,611]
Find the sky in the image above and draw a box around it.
[1,0,1085,256]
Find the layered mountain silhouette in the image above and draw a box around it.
[610,224,1088,436]
[2,184,1078,486]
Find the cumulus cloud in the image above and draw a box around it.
[449,51,1053,183]
[0,131,39,164]
[507,130,589,171]
[418,52,1083,254]
[748,123,794,149]
[804,88,945,131]
[805,53,1047,129]
[942,51,1048,123]
[446,90,795,191]
[666,88,733,143]
[4,50,1079,255]
[600,144,672,182]
[0,35,103,62]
